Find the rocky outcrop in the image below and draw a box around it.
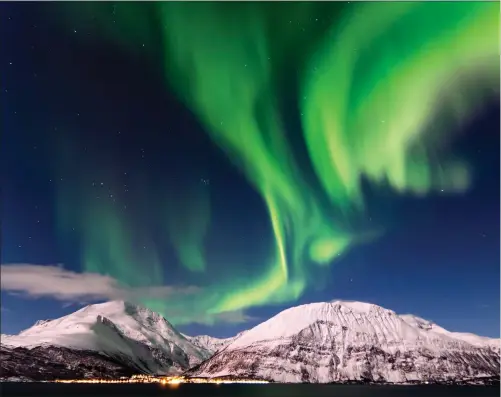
[0,344,135,381]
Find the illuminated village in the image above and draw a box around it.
[55,374,269,385]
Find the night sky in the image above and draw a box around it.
[1,3,499,339]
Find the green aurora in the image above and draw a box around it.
[57,2,499,324]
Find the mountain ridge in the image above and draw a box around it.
[1,299,499,383]
[2,300,210,376]
[186,301,500,383]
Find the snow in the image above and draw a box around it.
[228,301,499,352]
[400,314,501,350]
[183,334,233,354]
[2,301,210,374]
[331,300,376,313]
[189,300,500,383]
[2,299,499,383]
[229,301,423,349]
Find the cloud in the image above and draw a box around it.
[194,310,258,325]
[0,263,196,302]
[0,264,255,326]
[214,310,258,324]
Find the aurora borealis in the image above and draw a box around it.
[2,2,500,336]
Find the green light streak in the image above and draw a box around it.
[56,170,163,290]
[55,2,499,325]
[165,182,211,272]
[157,3,349,314]
[302,3,498,207]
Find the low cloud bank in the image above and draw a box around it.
[1,264,252,325]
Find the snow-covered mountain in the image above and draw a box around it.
[2,301,211,375]
[186,301,500,383]
[3,299,499,383]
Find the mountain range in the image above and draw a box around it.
[1,300,499,383]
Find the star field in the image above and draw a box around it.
[1,3,499,338]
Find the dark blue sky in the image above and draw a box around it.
[1,4,499,338]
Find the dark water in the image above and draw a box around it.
[1,383,500,397]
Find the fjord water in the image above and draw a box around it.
[1,384,500,397]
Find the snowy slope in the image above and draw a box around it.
[184,330,249,354]
[183,335,233,354]
[186,301,500,383]
[400,314,500,353]
[2,301,211,375]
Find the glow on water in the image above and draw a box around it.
[54,374,269,385]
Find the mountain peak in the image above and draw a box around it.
[329,300,386,314]
[72,300,176,328]
[229,300,403,349]
[4,300,211,375]
[187,300,501,383]
[78,300,144,314]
